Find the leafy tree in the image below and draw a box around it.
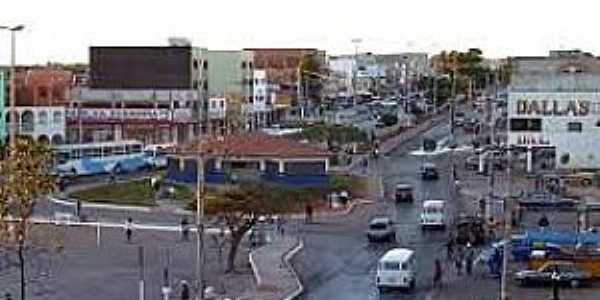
[0,136,55,300]
[204,184,307,273]
[424,76,452,105]
[431,48,490,98]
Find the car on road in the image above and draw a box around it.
[518,192,579,209]
[366,217,396,243]
[454,118,465,127]
[465,156,480,171]
[420,200,446,230]
[395,183,414,202]
[376,248,416,292]
[514,261,591,288]
[420,162,439,180]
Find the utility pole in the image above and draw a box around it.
[433,75,438,115]
[138,246,145,300]
[196,141,206,300]
[501,146,514,300]
[351,38,362,107]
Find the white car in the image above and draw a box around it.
[376,248,416,292]
[420,200,446,230]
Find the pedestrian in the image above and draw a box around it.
[538,214,550,231]
[433,258,442,289]
[180,217,189,241]
[465,243,473,276]
[446,234,455,260]
[180,280,190,300]
[305,204,313,223]
[75,200,82,218]
[125,217,133,242]
[455,247,464,276]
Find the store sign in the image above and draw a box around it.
[516,99,590,116]
[66,108,195,122]
[513,134,551,146]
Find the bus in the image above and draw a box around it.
[53,140,155,176]
[143,143,176,169]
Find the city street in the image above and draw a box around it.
[292,114,502,300]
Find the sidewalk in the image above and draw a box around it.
[244,234,302,300]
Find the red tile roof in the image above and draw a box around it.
[178,133,329,158]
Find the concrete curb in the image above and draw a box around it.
[49,196,154,213]
[281,240,305,300]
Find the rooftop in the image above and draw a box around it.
[178,133,329,158]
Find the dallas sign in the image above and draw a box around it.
[515,99,590,116]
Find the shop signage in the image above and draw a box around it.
[514,134,551,146]
[66,108,195,122]
[516,99,590,116]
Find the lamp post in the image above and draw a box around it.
[0,24,25,148]
[195,140,205,300]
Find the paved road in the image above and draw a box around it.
[292,112,501,300]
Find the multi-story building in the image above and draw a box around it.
[205,50,254,133]
[0,71,5,144]
[245,48,326,118]
[252,70,272,127]
[1,67,71,145]
[508,50,600,171]
[70,43,208,145]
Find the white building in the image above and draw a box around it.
[251,70,272,128]
[508,50,600,171]
[8,106,66,145]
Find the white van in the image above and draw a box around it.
[420,200,446,230]
[376,248,416,292]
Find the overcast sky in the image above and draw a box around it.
[0,0,598,65]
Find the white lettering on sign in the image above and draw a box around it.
[66,108,195,122]
[514,134,551,146]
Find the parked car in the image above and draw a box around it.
[514,261,591,288]
[395,183,414,202]
[376,248,416,292]
[420,163,439,180]
[366,217,396,243]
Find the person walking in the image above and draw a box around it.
[433,258,443,289]
[465,243,474,276]
[125,217,133,242]
[455,247,464,276]
[446,234,455,260]
[180,217,189,241]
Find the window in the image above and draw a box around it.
[567,122,582,132]
[241,61,247,69]
[219,100,225,108]
[193,80,199,89]
[510,118,542,132]
[210,101,217,109]
[53,111,63,124]
[82,147,102,158]
[193,59,200,70]
[383,262,400,271]
[203,61,208,70]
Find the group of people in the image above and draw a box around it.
[434,235,478,288]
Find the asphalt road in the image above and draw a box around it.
[292,115,501,300]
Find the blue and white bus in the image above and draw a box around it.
[53,140,155,176]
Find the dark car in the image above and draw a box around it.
[395,183,414,202]
[366,217,395,243]
[420,163,439,180]
[518,192,579,209]
[514,262,591,288]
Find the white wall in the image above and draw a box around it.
[508,92,600,169]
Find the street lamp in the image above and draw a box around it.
[0,24,25,149]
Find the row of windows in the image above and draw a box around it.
[509,118,599,133]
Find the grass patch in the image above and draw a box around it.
[70,180,157,207]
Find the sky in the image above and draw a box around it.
[0,0,599,65]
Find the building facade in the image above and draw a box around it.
[166,133,330,187]
[0,71,5,144]
[70,44,208,145]
[508,50,600,171]
[205,50,254,133]
[245,48,326,114]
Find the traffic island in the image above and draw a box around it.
[69,179,158,207]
